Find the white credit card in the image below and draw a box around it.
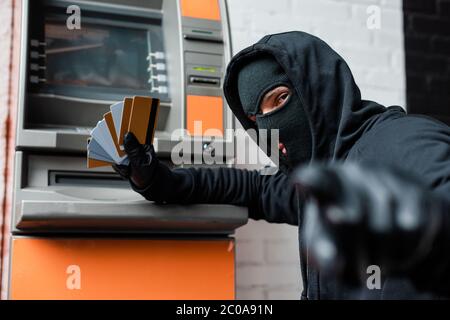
[91,120,127,164]
[110,101,123,144]
[88,138,113,163]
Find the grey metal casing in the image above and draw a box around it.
[12,0,247,235]
[17,0,235,158]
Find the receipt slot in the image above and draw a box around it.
[8,0,247,300]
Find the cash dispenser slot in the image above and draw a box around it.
[49,171,127,188]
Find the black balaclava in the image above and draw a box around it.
[237,55,313,173]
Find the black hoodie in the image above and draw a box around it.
[134,32,450,299]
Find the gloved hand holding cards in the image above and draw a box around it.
[87,96,160,168]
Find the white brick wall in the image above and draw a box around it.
[228,0,406,300]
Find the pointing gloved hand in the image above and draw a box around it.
[113,132,160,189]
[293,163,450,292]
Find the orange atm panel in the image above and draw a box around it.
[180,0,221,21]
[187,95,224,137]
[10,238,235,300]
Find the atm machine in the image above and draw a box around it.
[7,0,248,299]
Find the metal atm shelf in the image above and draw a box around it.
[12,152,248,235]
[16,200,248,235]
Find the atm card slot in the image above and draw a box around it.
[189,76,221,86]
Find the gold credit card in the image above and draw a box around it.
[128,96,160,145]
[87,157,114,169]
[118,97,133,148]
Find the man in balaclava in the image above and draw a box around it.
[235,54,313,172]
[114,32,450,299]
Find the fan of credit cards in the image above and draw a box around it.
[87,96,160,168]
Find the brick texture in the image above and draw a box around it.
[0,0,13,300]
[404,0,450,124]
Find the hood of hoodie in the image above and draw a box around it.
[223,31,388,161]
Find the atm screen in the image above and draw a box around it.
[45,22,149,91]
[37,10,169,102]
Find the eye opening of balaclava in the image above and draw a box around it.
[255,86,293,118]
[236,54,313,173]
[237,55,291,117]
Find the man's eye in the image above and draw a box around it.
[276,93,290,107]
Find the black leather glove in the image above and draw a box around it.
[113,132,194,204]
[292,162,450,293]
[113,132,159,189]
